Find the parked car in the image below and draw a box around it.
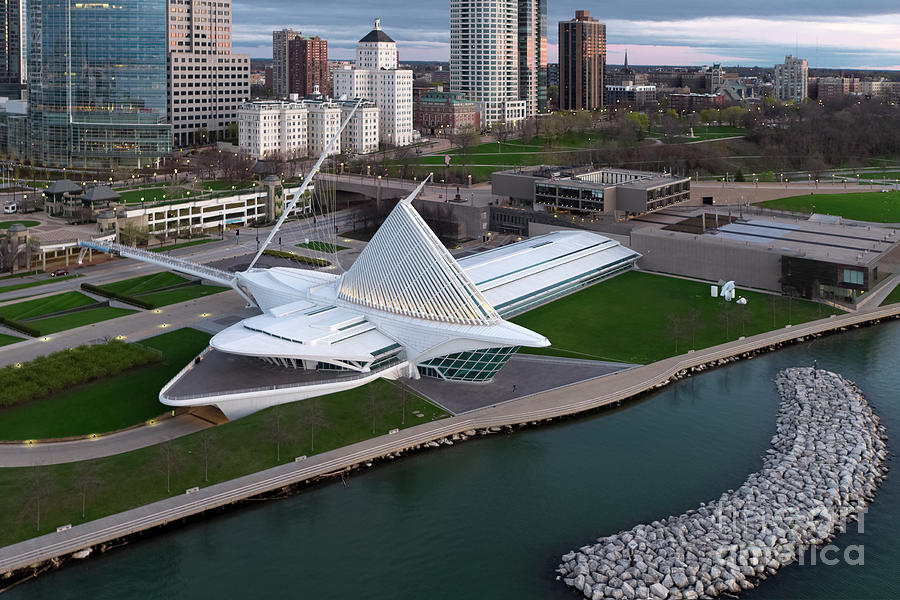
[50,268,69,277]
[2,204,17,214]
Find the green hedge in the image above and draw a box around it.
[263,249,330,267]
[0,341,163,408]
[0,316,40,337]
[81,283,155,310]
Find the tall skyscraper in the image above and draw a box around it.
[286,35,328,97]
[167,0,250,147]
[27,0,172,168]
[333,20,413,147]
[450,0,545,127]
[272,29,300,98]
[559,10,606,111]
[774,55,808,102]
[519,0,548,114]
[0,0,26,98]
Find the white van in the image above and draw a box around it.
[3,204,17,214]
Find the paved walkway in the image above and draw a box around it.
[0,415,211,467]
[0,291,246,368]
[1,302,899,575]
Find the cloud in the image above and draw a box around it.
[230,2,900,69]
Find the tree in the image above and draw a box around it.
[268,405,288,463]
[225,122,239,144]
[493,122,510,145]
[119,221,150,246]
[683,308,703,349]
[665,313,686,354]
[299,400,329,453]
[194,127,210,147]
[449,126,480,156]
[21,467,54,532]
[157,440,180,494]
[198,429,217,482]
[398,384,408,425]
[73,461,102,520]
[364,385,384,435]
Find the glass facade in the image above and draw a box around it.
[27,0,171,168]
[419,346,519,382]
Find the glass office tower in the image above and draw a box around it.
[27,0,171,168]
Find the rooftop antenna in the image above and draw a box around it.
[246,99,362,271]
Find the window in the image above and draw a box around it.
[842,269,864,286]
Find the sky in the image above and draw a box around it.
[232,1,900,70]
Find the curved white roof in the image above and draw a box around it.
[337,196,499,326]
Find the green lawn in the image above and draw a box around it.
[202,180,256,191]
[511,271,842,364]
[26,307,138,335]
[148,238,217,253]
[880,284,900,306]
[0,291,96,321]
[0,378,446,548]
[135,285,227,307]
[0,329,211,441]
[97,272,227,308]
[296,241,349,253]
[0,220,40,229]
[0,274,80,294]
[759,191,900,222]
[0,333,22,346]
[100,272,189,296]
[855,172,900,180]
[117,187,188,204]
[688,125,746,140]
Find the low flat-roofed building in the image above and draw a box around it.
[627,206,896,302]
[492,165,691,218]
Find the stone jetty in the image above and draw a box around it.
[557,367,888,599]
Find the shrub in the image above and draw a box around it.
[0,316,39,337]
[81,283,155,310]
[263,249,330,267]
[0,341,163,408]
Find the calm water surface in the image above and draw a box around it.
[10,322,900,599]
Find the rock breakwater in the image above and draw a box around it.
[557,367,888,599]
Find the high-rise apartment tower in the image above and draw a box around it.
[559,10,606,111]
[450,0,546,127]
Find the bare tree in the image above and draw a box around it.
[683,307,703,350]
[363,385,384,435]
[198,429,217,482]
[665,313,685,354]
[449,126,480,156]
[157,440,180,494]
[299,400,329,453]
[21,467,54,532]
[719,303,735,339]
[399,385,408,426]
[73,461,102,520]
[493,122,510,146]
[268,405,288,463]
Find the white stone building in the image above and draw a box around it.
[332,20,414,147]
[167,0,250,147]
[774,55,808,102]
[238,97,378,160]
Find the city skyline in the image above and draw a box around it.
[231,1,900,70]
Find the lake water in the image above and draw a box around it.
[9,321,900,599]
